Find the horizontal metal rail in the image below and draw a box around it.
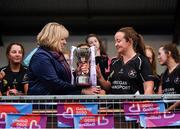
[0,94,180,100]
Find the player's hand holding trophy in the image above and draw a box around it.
[70,46,97,87]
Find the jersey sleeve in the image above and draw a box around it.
[139,56,154,82]
[0,81,2,92]
[0,68,5,92]
[22,72,29,84]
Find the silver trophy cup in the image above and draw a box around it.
[75,47,91,86]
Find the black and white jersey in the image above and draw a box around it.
[0,65,28,95]
[108,54,154,94]
[162,64,180,94]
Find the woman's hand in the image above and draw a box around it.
[6,89,19,96]
[81,86,106,95]
[98,89,106,95]
[81,86,101,95]
[81,63,89,74]
[77,62,90,75]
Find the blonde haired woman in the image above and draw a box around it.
[28,22,99,95]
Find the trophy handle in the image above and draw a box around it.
[90,46,97,86]
[70,46,77,85]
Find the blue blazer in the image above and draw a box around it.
[28,47,81,95]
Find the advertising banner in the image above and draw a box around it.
[140,112,180,127]
[74,114,114,129]
[6,114,47,129]
[123,101,165,121]
[57,103,98,127]
[0,103,32,128]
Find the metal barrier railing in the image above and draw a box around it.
[0,95,180,129]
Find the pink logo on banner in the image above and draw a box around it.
[57,103,98,127]
[74,114,114,129]
[140,112,180,127]
[123,101,165,121]
[6,114,47,129]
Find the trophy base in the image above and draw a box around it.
[76,76,90,87]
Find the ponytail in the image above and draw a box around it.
[135,34,146,57]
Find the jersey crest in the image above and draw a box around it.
[128,69,137,78]
[174,76,179,84]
